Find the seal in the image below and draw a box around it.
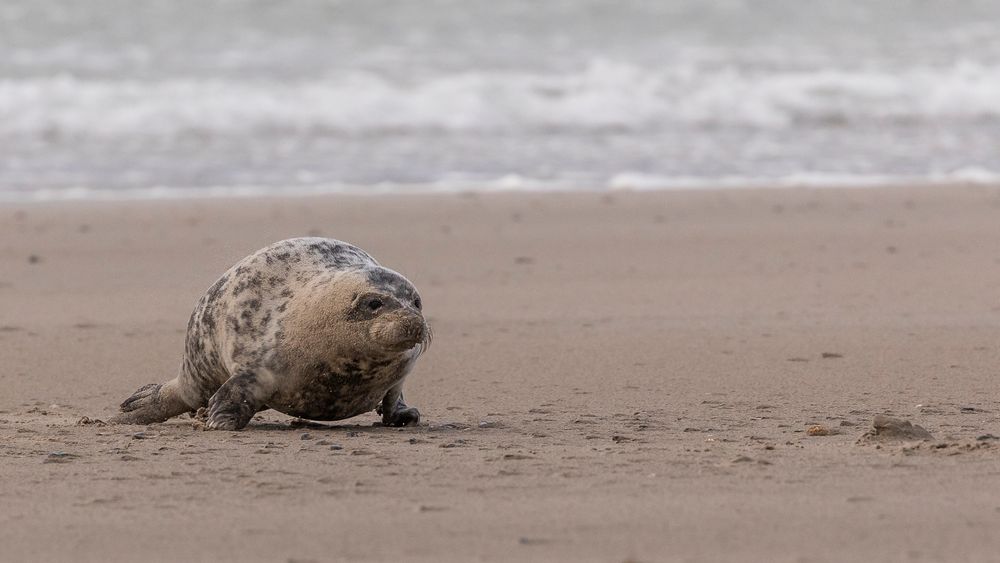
[109,237,430,430]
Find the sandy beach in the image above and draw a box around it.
[2,186,1000,562]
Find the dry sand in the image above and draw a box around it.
[2,186,1000,562]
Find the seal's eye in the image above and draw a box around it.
[413,297,422,310]
[367,298,384,311]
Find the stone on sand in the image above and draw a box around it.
[858,414,933,443]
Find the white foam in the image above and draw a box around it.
[608,169,1000,191]
[4,168,1000,203]
[3,59,1000,139]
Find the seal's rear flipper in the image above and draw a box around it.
[109,379,190,424]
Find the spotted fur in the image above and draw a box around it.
[110,238,429,430]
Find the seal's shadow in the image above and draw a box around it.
[246,417,423,433]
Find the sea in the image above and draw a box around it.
[2,0,1000,200]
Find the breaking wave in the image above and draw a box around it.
[3,59,1000,140]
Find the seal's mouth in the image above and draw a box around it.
[373,313,431,354]
[400,320,432,354]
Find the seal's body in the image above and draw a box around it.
[110,238,429,430]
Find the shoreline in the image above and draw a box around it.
[3,176,1000,204]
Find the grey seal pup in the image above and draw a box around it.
[109,237,430,430]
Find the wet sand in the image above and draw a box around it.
[2,186,1000,562]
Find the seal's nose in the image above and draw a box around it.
[405,318,427,346]
[387,311,427,351]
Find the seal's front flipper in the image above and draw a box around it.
[109,379,190,425]
[377,385,420,427]
[205,371,272,430]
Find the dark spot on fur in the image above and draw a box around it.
[304,240,373,269]
[201,309,216,332]
[205,274,229,302]
[232,272,265,296]
[311,361,365,388]
[343,358,363,377]
[307,241,339,256]
[366,268,399,287]
[365,269,419,306]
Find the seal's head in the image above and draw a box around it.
[284,265,430,362]
[352,267,430,353]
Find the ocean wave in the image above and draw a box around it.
[4,168,1000,202]
[2,60,1000,140]
[607,168,1000,190]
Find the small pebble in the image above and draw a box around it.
[44,451,76,463]
[76,416,106,426]
[807,424,835,436]
[518,537,549,546]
